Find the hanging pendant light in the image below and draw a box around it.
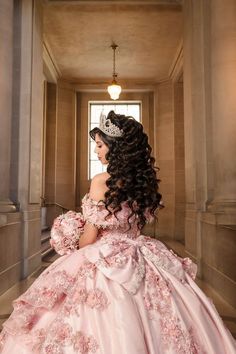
[107,44,122,100]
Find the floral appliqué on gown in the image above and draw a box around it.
[0,194,236,354]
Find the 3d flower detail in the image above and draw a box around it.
[50,211,85,255]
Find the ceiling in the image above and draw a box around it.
[43,0,183,85]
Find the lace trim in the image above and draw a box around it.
[2,262,104,337]
[14,270,77,310]
[0,330,8,352]
[31,318,99,354]
[82,193,137,230]
[82,193,105,206]
[2,264,104,353]
[62,287,109,316]
[144,265,202,353]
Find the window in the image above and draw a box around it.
[89,102,141,179]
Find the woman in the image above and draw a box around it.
[0,111,235,353]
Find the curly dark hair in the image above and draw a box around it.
[90,110,162,229]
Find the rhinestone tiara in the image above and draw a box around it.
[99,112,123,137]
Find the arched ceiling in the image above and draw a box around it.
[43,0,183,85]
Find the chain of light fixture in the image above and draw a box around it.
[112,44,118,82]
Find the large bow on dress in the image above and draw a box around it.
[83,235,197,295]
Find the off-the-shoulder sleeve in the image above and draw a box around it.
[81,194,130,229]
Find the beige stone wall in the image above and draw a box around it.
[0,0,44,294]
[201,217,236,307]
[183,0,210,261]
[183,0,236,307]
[173,82,185,242]
[0,214,21,296]
[154,81,175,238]
[210,0,236,206]
[201,0,236,308]
[17,0,43,278]
[0,0,13,208]
[55,83,77,210]
[142,81,186,241]
[44,81,77,225]
[45,83,57,226]
[29,0,44,204]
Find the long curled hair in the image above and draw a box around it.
[90,110,162,229]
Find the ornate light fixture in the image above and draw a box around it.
[107,44,122,100]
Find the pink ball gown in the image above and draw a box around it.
[0,194,235,354]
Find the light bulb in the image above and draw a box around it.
[107,83,122,100]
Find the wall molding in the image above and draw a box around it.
[169,40,183,82]
[43,39,61,83]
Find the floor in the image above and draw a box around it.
[0,242,235,340]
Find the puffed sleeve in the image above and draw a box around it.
[81,194,130,229]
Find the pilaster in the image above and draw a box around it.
[0,0,16,213]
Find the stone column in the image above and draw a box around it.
[154,81,175,238]
[0,0,16,212]
[183,0,210,264]
[17,0,43,277]
[210,0,236,213]
[183,0,236,307]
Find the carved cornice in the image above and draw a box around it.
[43,39,61,83]
[45,0,182,5]
[169,39,183,82]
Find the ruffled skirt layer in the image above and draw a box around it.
[0,235,235,354]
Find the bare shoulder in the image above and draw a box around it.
[92,172,110,183]
[89,172,110,201]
